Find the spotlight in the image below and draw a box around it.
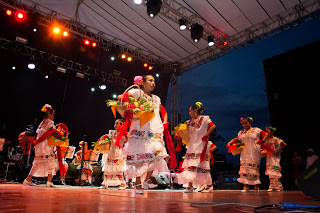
[45,75,49,79]
[156,73,159,77]
[99,85,107,90]
[63,31,68,36]
[91,87,95,92]
[33,28,37,32]
[12,66,16,70]
[190,23,203,43]
[134,0,143,5]
[16,12,25,20]
[84,39,90,45]
[16,36,28,44]
[28,63,35,70]
[92,42,97,47]
[127,56,132,62]
[112,94,117,99]
[143,63,148,67]
[53,27,60,34]
[76,72,85,79]
[110,56,115,61]
[57,66,67,73]
[148,66,153,70]
[208,35,214,46]
[147,0,162,17]
[223,40,228,46]
[179,18,187,30]
[121,54,126,59]
[6,10,12,16]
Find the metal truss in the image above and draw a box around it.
[0,0,174,72]
[177,0,320,72]
[0,37,128,87]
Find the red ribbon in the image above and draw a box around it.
[261,143,276,157]
[32,128,67,175]
[115,109,133,149]
[160,105,177,169]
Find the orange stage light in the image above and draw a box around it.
[92,42,97,47]
[127,57,132,62]
[63,31,68,36]
[148,66,153,70]
[6,10,12,16]
[143,63,148,67]
[84,39,90,45]
[53,27,60,34]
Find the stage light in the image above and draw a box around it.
[53,27,60,34]
[84,39,90,45]
[12,66,16,70]
[179,18,187,30]
[99,85,106,90]
[147,0,162,17]
[143,63,148,67]
[28,63,35,70]
[134,0,143,5]
[63,31,68,36]
[16,12,25,20]
[16,36,28,44]
[121,54,126,59]
[112,94,117,99]
[223,40,228,46]
[148,66,153,70]
[33,28,37,32]
[45,75,49,79]
[57,66,67,73]
[76,72,85,79]
[91,87,95,92]
[127,56,132,62]
[208,35,214,46]
[190,23,203,43]
[6,10,12,16]
[111,56,115,61]
[156,73,159,77]
[92,42,97,47]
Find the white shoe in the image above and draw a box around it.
[267,188,273,192]
[143,179,157,189]
[241,187,249,192]
[134,184,144,194]
[23,179,36,186]
[118,185,126,190]
[46,181,56,188]
[184,187,193,193]
[201,186,213,193]
[98,185,108,189]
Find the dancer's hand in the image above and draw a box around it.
[202,135,209,141]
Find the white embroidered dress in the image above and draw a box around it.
[103,130,126,186]
[125,88,169,179]
[265,137,283,178]
[237,127,263,185]
[28,119,56,177]
[178,116,213,187]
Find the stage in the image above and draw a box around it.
[0,184,319,212]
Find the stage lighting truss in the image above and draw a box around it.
[4,8,26,21]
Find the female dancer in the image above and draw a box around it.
[177,102,216,193]
[264,126,287,191]
[100,119,127,189]
[228,117,267,192]
[118,75,169,194]
[23,104,57,188]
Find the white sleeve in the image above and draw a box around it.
[128,88,141,99]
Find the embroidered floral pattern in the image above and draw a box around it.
[185,153,210,161]
[266,164,281,173]
[126,150,164,164]
[129,129,163,141]
[184,166,210,173]
[107,159,124,165]
[240,162,260,169]
[188,116,204,129]
[105,174,124,181]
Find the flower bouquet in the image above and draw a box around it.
[48,123,69,146]
[92,134,111,154]
[172,122,190,146]
[226,139,246,156]
[106,85,155,127]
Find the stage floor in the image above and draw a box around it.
[0,184,319,212]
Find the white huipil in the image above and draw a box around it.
[28,119,56,177]
[265,137,283,178]
[178,116,213,187]
[103,130,126,186]
[125,88,169,179]
[237,127,263,185]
